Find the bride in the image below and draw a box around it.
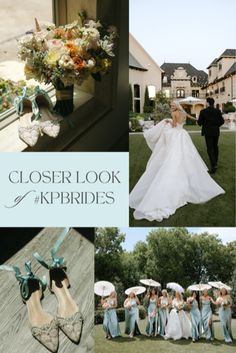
[165,291,192,340]
[129,101,225,222]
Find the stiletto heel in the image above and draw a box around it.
[33,86,61,138]
[34,228,83,344]
[0,262,59,352]
[14,87,40,146]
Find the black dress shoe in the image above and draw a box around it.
[209,168,217,174]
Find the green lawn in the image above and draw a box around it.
[129,131,236,226]
[95,318,236,353]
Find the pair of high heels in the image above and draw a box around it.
[14,86,61,147]
[0,228,83,352]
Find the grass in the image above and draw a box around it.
[129,131,236,226]
[94,318,236,353]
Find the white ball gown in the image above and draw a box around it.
[129,118,225,222]
[165,299,192,340]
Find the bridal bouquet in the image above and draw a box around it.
[18,12,118,116]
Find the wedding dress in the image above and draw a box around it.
[165,299,191,340]
[129,118,225,222]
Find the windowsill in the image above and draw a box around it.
[0,89,94,152]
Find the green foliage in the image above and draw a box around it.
[96,227,236,312]
[129,84,133,112]
[223,102,236,114]
[0,78,34,114]
[143,86,154,113]
[95,306,146,325]
[151,90,171,122]
[229,269,236,317]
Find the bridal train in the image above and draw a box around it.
[129,118,225,222]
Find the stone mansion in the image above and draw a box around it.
[129,34,236,113]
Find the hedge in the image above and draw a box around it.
[95,305,147,325]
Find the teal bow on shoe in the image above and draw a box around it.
[14,86,39,118]
[0,261,47,300]
[34,228,70,270]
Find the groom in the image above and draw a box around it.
[197,97,224,174]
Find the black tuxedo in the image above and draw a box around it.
[197,106,224,169]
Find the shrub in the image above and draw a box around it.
[223,102,236,114]
[95,306,147,325]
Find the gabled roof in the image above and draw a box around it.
[217,49,236,61]
[225,62,236,76]
[207,58,218,69]
[129,52,147,71]
[160,63,208,86]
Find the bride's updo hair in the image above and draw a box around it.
[173,100,187,118]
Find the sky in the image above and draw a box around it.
[120,227,236,251]
[129,0,236,71]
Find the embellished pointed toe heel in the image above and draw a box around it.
[14,87,40,147]
[0,262,59,352]
[34,228,83,344]
[33,86,61,138]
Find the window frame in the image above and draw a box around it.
[0,0,123,152]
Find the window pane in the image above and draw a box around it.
[0,1,52,114]
[134,84,140,98]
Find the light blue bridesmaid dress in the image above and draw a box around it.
[190,299,201,340]
[146,297,158,336]
[103,299,121,338]
[201,299,214,340]
[218,303,233,343]
[158,297,169,336]
[125,299,141,336]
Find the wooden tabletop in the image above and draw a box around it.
[0,227,94,353]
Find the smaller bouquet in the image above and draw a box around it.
[102,301,110,310]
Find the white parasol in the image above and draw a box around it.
[140,279,161,287]
[125,286,146,296]
[167,282,184,293]
[94,281,115,297]
[208,281,232,291]
[188,284,212,291]
[179,96,203,105]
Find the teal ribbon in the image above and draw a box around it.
[0,261,46,300]
[14,86,27,115]
[34,228,70,270]
[34,85,54,115]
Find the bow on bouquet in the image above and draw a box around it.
[17,12,118,116]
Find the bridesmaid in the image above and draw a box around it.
[187,291,201,342]
[145,288,159,337]
[101,291,121,339]
[200,289,215,341]
[158,289,170,336]
[124,292,141,338]
[215,288,233,343]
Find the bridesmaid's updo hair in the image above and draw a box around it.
[219,288,228,295]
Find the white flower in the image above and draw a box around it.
[85,19,102,29]
[86,58,96,69]
[19,34,33,45]
[65,20,78,29]
[100,39,115,56]
[59,54,75,69]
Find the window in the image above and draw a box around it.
[164,89,170,98]
[148,85,156,99]
[192,90,199,97]
[133,84,141,113]
[134,84,140,98]
[0,1,53,126]
[192,76,197,83]
[162,75,168,84]
[176,89,185,98]
[134,100,140,113]
[209,70,211,77]
[219,63,222,70]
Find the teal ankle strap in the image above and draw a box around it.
[0,261,47,300]
[34,228,70,270]
[34,85,54,112]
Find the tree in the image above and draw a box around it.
[152,90,171,122]
[95,228,125,282]
[143,86,153,113]
[129,84,133,112]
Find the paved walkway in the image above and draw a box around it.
[0,0,52,80]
